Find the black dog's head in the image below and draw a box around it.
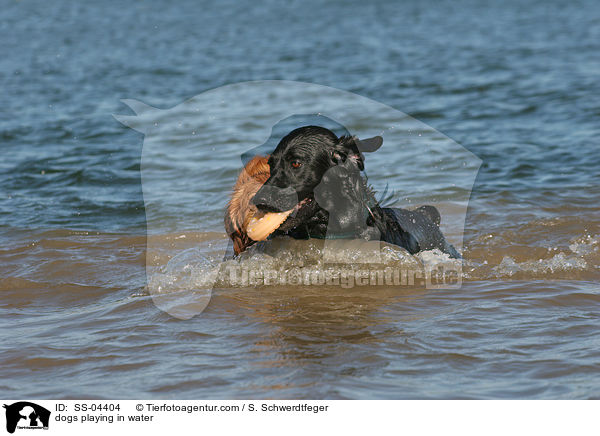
[251,125,382,235]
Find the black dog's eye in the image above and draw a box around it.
[291,160,302,169]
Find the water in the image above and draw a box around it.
[1,0,599,399]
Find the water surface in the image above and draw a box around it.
[1,0,599,399]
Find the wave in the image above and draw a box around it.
[147,221,600,302]
[2,217,597,313]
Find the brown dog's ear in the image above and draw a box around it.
[231,231,251,255]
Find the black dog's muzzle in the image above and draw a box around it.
[251,184,299,213]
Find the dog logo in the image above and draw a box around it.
[115,81,480,318]
[3,402,50,433]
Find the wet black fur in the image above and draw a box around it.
[251,126,460,258]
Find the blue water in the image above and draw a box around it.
[1,0,599,399]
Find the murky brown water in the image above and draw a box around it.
[2,219,599,398]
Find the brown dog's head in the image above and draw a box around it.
[224,155,270,255]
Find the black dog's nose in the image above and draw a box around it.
[251,185,299,212]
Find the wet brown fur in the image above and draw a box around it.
[224,156,270,254]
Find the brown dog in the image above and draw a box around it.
[224,156,270,255]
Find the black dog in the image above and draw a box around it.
[251,126,461,258]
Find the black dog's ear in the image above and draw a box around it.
[331,138,362,169]
[335,135,382,171]
[330,147,349,166]
[332,135,383,170]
